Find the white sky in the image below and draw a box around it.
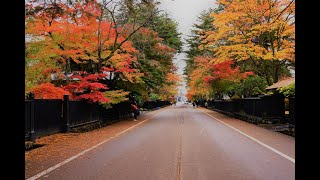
[158,0,217,99]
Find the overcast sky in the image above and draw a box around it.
[158,0,217,99]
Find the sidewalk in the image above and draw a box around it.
[25,106,170,179]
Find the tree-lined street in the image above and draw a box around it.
[25,0,295,179]
[27,104,294,180]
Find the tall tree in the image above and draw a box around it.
[117,2,182,101]
[25,0,182,104]
[25,0,150,102]
[186,56,253,100]
[151,12,183,53]
[203,0,295,85]
[184,8,218,85]
[129,27,178,100]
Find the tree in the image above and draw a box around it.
[151,12,183,53]
[186,56,214,101]
[149,93,160,101]
[203,0,295,85]
[25,0,149,104]
[203,60,254,99]
[184,8,216,84]
[25,0,181,104]
[116,1,182,102]
[101,90,130,108]
[25,0,144,77]
[30,82,70,99]
[129,27,178,101]
[63,70,109,103]
[25,41,61,93]
[158,72,182,102]
[234,75,268,98]
[187,56,254,100]
[278,83,295,97]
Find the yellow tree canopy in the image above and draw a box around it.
[204,0,295,64]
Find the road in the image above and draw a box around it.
[27,104,295,180]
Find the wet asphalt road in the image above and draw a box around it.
[31,104,294,180]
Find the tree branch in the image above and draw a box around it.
[272,0,294,23]
[101,12,154,68]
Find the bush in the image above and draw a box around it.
[278,83,295,97]
[235,75,268,97]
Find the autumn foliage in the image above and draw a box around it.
[203,0,295,62]
[63,71,109,103]
[186,0,294,100]
[187,56,254,100]
[25,0,181,104]
[202,0,295,85]
[203,61,254,85]
[30,83,70,99]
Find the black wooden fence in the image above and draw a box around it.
[288,97,295,125]
[68,101,102,128]
[142,100,171,110]
[25,100,33,140]
[25,94,170,141]
[34,99,63,137]
[205,94,290,124]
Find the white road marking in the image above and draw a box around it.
[27,108,169,180]
[199,109,295,163]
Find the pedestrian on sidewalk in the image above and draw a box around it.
[131,102,139,121]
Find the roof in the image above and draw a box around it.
[266,77,295,90]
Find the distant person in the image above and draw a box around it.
[192,102,195,108]
[131,103,139,121]
[204,101,208,108]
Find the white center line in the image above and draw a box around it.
[199,109,295,163]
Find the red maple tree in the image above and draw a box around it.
[30,83,71,99]
[63,71,109,103]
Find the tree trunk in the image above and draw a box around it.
[274,61,280,83]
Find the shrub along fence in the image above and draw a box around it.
[25,93,170,142]
[204,94,291,124]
